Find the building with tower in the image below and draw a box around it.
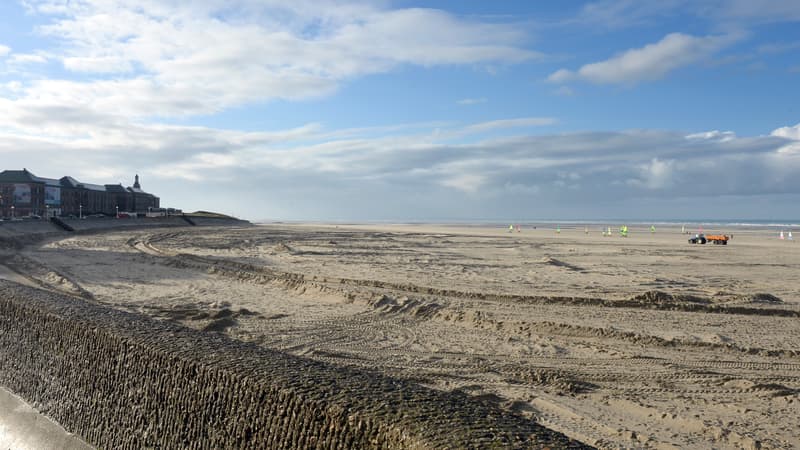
[0,169,160,218]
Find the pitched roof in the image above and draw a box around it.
[127,186,153,195]
[0,168,44,184]
[60,176,106,191]
[60,176,81,188]
[80,183,106,192]
[38,177,62,187]
[104,184,128,193]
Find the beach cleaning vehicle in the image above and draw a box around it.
[688,233,729,245]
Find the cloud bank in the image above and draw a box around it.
[1,113,798,219]
[8,0,536,118]
[549,33,734,84]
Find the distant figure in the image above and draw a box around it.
[650,225,656,233]
[789,231,794,241]
[509,224,514,233]
[681,224,686,234]
[516,224,521,233]
[556,226,561,234]
[780,231,785,240]
[619,225,628,237]
[605,226,612,237]
[585,226,589,234]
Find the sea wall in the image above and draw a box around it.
[63,216,189,232]
[186,216,251,227]
[0,220,63,246]
[0,216,250,248]
[0,281,588,449]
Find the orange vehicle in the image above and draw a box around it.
[688,233,729,245]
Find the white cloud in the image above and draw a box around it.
[686,130,736,142]
[547,69,573,83]
[771,123,800,140]
[9,1,537,119]
[0,45,10,57]
[548,33,734,84]
[440,174,487,193]
[457,98,487,105]
[630,158,675,189]
[460,117,557,135]
[1,81,23,93]
[771,123,800,155]
[8,53,48,64]
[0,0,543,183]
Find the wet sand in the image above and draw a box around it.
[1,223,798,449]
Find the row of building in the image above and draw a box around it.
[0,169,160,218]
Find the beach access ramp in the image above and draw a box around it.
[49,217,75,232]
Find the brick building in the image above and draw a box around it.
[128,175,160,213]
[0,169,160,218]
[0,169,45,218]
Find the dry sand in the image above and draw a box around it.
[1,223,799,449]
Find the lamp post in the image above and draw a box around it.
[148,206,151,218]
[46,204,49,219]
[115,205,119,218]
[11,205,14,218]
[79,204,82,219]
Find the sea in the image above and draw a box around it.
[262,218,799,231]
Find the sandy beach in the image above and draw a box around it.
[1,222,798,449]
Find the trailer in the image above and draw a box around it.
[688,233,729,245]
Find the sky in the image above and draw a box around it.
[1,0,799,222]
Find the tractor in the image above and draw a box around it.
[688,233,729,245]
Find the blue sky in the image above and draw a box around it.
[1,0,799,221]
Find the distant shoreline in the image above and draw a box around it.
[257,219,800,229]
